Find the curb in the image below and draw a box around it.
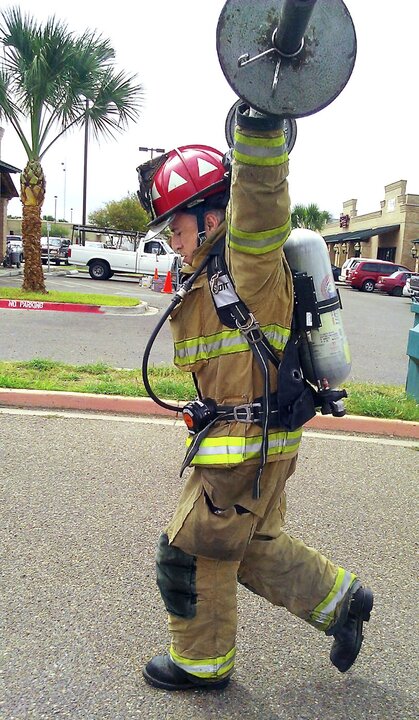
[0,298,149,314]
[0,388,418,440]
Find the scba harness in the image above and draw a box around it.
[179,236,346,498]
[141,234,347,499]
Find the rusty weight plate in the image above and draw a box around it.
[216,0,356,118]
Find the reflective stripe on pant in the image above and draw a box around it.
[164,459,356,679]
[238,501,356,629]
[169,556,239,680]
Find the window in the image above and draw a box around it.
[144,241,166,255]
[360,262,378,272]
[377,247,396,262]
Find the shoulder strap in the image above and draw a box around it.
[206,237,279,367]
[206,236,278,498]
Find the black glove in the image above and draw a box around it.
[236,102,284,132]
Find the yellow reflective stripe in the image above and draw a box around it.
[170,644,236,679]
[174,329,248,366]
[174,324,290,366]
[233,149,288,166]
[309,569,356,630]
[264,323,291,348]
[228,218,291,254]
[233,130,288,166]
[235,130,286,148]
[186,428,302,465]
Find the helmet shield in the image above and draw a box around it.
[143,215,174,241]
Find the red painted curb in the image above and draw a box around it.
[304,412,419,439]
[0,388,418,439]
[0,298,104,313]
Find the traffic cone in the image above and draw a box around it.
[153,267,159,281]
[161,271,173,294]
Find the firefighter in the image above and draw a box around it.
[137,106,373,691]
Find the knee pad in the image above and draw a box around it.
[156,533,197,618]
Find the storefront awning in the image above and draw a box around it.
[0,160,20,200]
[324,224,400,244]
[0,160,21,174]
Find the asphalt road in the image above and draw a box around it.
[0,270,415,385]
[1,409,417,720]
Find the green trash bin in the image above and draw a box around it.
[406,301,419,402]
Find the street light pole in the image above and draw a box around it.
[138,146,165,160]
[70,208,73,223]
[61,162,67,220]
[54,195,57,223]
[82,99,89,244]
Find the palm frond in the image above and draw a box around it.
[88,68,143,141]
[0,5,143,160]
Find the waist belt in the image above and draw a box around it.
[216,399,279,426]
[179,396,282,478]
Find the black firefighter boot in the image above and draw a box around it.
[143,654,231,691]
[327,581,374,673]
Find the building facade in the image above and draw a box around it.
[323,180,419,273]
[0,127,20,262]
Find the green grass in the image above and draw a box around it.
[342,382,418,421]
[0,359,417,421]
[0,287,140,307]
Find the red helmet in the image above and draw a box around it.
[137,145,228,228]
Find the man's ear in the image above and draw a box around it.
[204,211,221,234]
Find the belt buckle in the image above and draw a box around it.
[233,402,261,423]
[236,313,264,344]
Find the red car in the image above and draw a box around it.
[346,259,410,292]
[375,270,415,297]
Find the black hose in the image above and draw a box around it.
[141,256,210,413]
[141,294,183,412]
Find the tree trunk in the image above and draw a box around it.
[20,159,47,293]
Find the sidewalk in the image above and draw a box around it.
[1,387,418,439]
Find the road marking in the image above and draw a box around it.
[44,279,95,289]
[1,407,417,448]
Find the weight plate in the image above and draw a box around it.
[217,0,356,118]
[225,100,297,153]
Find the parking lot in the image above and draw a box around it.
[0,270,415,385]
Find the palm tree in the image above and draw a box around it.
[0,6,143,292]
[291,203,332,232]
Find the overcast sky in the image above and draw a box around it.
[2,0,418,225]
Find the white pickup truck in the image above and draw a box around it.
[67,234,180,281]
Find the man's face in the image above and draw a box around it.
[169,213,198,265]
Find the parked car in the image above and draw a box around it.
[60,238,70,263]
[6,235,23,263]
[403,274,419,299]
[346,259,410,292]
[409,274,419,299]
[331,264,340,282]
[40,237,69,265]
[375,270,415,296]
[338,257,365,282]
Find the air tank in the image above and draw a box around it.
[284,228,351,388]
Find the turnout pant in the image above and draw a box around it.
[156,458,356,680]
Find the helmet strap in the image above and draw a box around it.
[185,203,206,247]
